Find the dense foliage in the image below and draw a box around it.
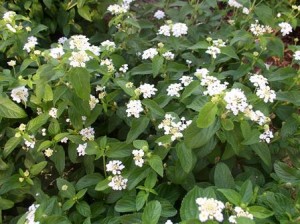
[0,0,300,223]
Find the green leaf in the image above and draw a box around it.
[0,95,27,118]
[0,197,14,210]
[167,62,188,73]
[142,99,164,117]
[276,91,300,106]
[248,206,274,219]
[274,161,300,184]
[218,189,241,205]
[124,17,141,30]
[115,195,137,213]
[127,167,150,190]
[78,6,92,21]
[148,155,164,177]
[240,180,253,205]
[214,162,235,188]
[30,161,47,176]
[50,145,65,175]
[176,142,194,173]
[37,140,52,152]
[68,68,91,100]
[114,79,135,96]
[268,37,284,59]
[130,63,152,75]
[236,217,255,224]
[152,56,164,77]
[27,113,50,132]
[142,200,161,224]
[184,118,220,149]
[181,81,199,100]
[57,178,76,198]
[136,191,148,211]
[221,118,234,131]
[126,116,150,143]
[188,41,209,50]
[197,102,218,128]
[254,4,274,25]
[250,143,271,168]
[221,46,239,59]
[76,173,103,190]
[76,201,91,217]
[95,179,110,191]
[133,140,148,150]
[43,84,53,102]
[3,137,22,158]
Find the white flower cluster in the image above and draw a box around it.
[206,39,226,58]
[2,11,22,33]
[158,114,192,141]
[229,206,254,223]
[259,129,274,143]
[23,36,38,53]
[294,50,300,61]
[25,204,40,224]
[77,143,87,156]
[107,160,128,190]
[11,86,29,103]
[101,40,116,51]
[126,100,144,118]
[24,135,36,150]
[196,197,225,222]
[100,58,115,72]
[250,20,273,36]
[138,83,158,98]
[142,48,158,60]
[158,22,188,37]
[119,64,129,73]
[49,46,65,59]
[49,107,58,118]
[96,85,107,99]
[180,76,193,86]
[195,68,228,96]
[107,0,134,15]
[80,127,95,141]
[278,22,292,36]
[224,88,248,115]
[162,51,175,60]
[228,0,242,8]
[154,10,165,20]
[249,73,276,103]
[167,83,183,97]
[69,50,90,67]
[89,94,99,110]
[3,11,16,23]
[132,149,145,167]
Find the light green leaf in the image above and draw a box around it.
[68,67,91,100]
[142,200,161,224]
[248,206,274,219]
[0,95,27,118]
[221,46,239,59]
[148,155,164,177]
[3,137,22,158]
[218,189,241,205]
[152,56,164,77]
[197,102,218,128]
[126,116,150,143]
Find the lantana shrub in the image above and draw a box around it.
[0,0,300,223]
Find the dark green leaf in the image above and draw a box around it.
[68,68,91,100]
[126,116,150,143]
[214,162,235,188]
[142,200,161,224]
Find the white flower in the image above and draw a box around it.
[293,50,300,60]
[195,197,225,223]
[249,74,268,88]
[80,127,95,141]
[24,135,36,149]
[243,7,250,14]
[180,76,193,86]
[126,100,144,118]
[206,46,221,58]
[108,175,128,190]
[119,64,129,73]
[11,86,29,103]
[229,206,254,223]
[278,22,292,36]
[162,51,175,60]
[138,83,158,98]
[61,137,68,143]
[194,68,209,78]
[100,59,115,72]
[250,21,268,36]
[69,35,90,51]
[165,220,173,224]
[158,114,192,142]
[44,148,53,157]
[212,39,226,48]
[167,83,183,97]
[6,24,17,32]
[69,51,90,67]
[107,4,128,15]
[49,107,58,118]
[199,73,227,96]
[154,10,165,19]
[259,128,274,143]
[256,86,276,103]
[224,88,248,115]
[7,60,16,66]
[158,25,171,36]
[171,23,188,37]
[132,149,145,167]
[19,124,26,131]
[49,47,65,59]
[77,143,87,156]
[23,36,38,53]
[106,160,125,175]
[101,40,116,51]
[142,48,158,60]
[88,45,100,56]
[58,37,68,44]
[228,0,242,8]
[25,204,40,224]
[3,11,16,22]
[89,95,99,110]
